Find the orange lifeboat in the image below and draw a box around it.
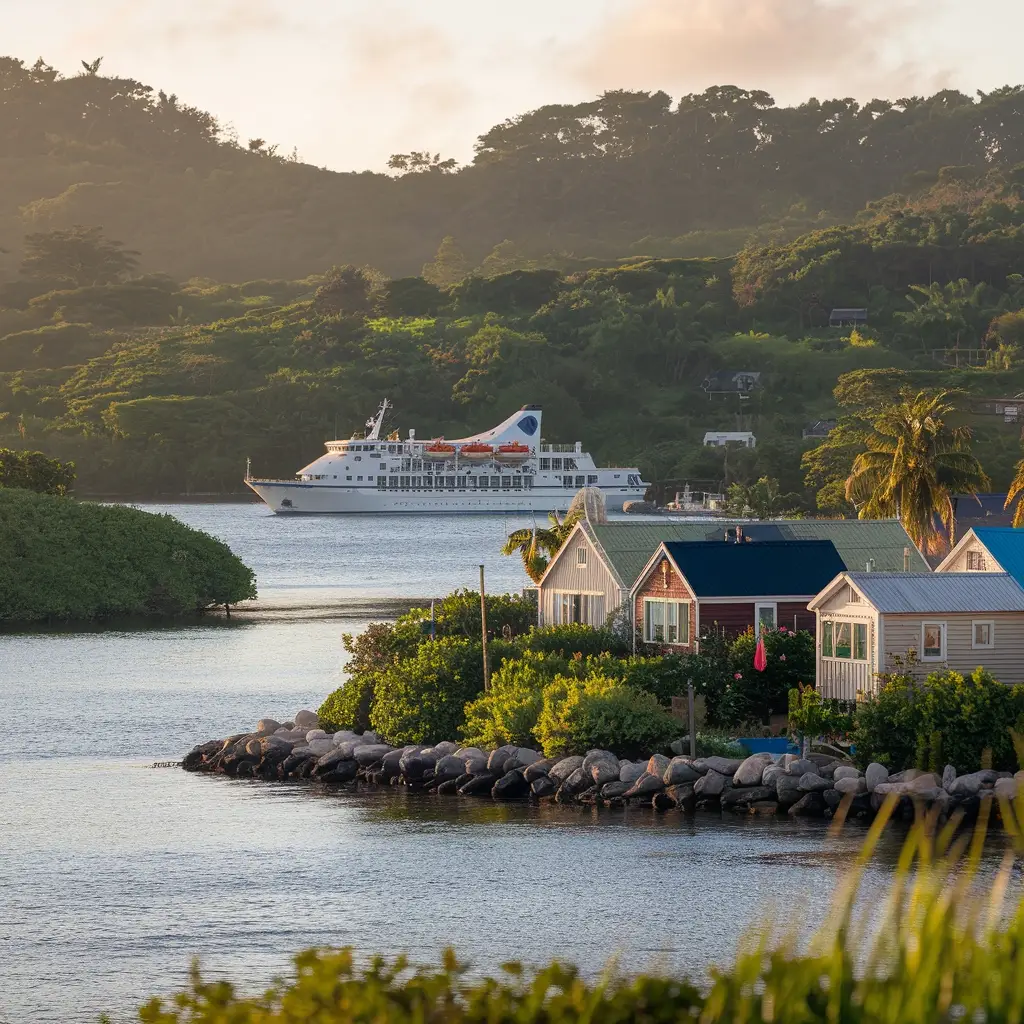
[458,442,495,462]
[494,441,532,464]
[423,439,456,461]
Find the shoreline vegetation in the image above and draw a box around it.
[0,487,256,623]
[135,802,1024,1022]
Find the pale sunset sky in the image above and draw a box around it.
[5,0,1022,171]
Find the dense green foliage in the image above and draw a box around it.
[0,488,255,621]
[533,673,677,758]
[852,667,1024,772]
[0,446,74,494]
[131,807,1024,1024]
[3,61,1024,498]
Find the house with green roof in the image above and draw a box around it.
[535,518,928,628]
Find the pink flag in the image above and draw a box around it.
[754,635,768,672]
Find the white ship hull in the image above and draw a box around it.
[247,481,647,514]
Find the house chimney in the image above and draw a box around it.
[865,559,874,573]
[903,547,911,572]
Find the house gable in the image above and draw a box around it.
[936,529,1000,574]
[632,548,698,649]
[536,522,621,627]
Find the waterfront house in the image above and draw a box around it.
[535,519,928,628]
[630,539,847,650]
[937,526,1024,581]
[809,571,1024,700]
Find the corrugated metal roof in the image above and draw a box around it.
[848,572,1024,613]
[663,540,846,597]
[590,519,928,589]
[974,528,1024,587]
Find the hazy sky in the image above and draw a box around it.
[6,0,1024,172]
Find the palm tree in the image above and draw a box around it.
[1006,457,1024,527]
[845,389,990,554]
[501,509,581,583]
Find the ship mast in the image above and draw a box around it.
[365,398,391,441]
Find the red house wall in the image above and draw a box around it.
[700,600,815,637]
[633,555,698,650]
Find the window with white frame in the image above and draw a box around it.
[553,592,601,625]
[642,598,690,645]
[576,546,588,566]
[972,620,994,649]
[921,622,946,660]
[966,550,987,571]
[822,620,869,661]
[755,602,777,631]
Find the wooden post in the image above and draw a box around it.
[688,683,696,758]
[479,564,490,692]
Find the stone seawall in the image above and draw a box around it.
[182,710,1023,821]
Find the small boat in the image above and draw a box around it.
[494,441,532,464]
[458,442,495,462]
[423,440,456,461]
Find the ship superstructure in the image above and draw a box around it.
[245,401,648,514]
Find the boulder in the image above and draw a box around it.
[781,753,800,767]
[694,769,730,799]
[245,738,263,757]
[652,791,677,811]
[359,731,380,744]
[908,773,941,794]
[258,741,291,764]
[721,785,777,809]
[280,752,314,778]
[663,758,701,786]
[733,753,774,787]
[431,740,459,757]
[785,759,819,777]
[307,738,335,758]
[646,753,671,778]
[455,746,486,759]
[600,781,632,799]
[776,774,804,806]
[256,718,282,736]
[832,766,861,783]
[549,756,585,782]
[888,768,927,784]
[436,778,460,795]
[353,744,392,766]
[332,730,360,746]
[823,789,844,810]
[398,748,426,772]
[749,801,778,815]
[942,765,957,792]
[182,740,220,771]
[293,710,320,729]
[463,755,489,774]
[380,749,406,774]
[305,729,327,742]
[314,748,356,774]
[669,738,693,756]
[865,763,889,792]
[508,747,543,769]
[523,759,557,782]
[235,760,255,777]
[492,770,530,799]
[458,773,497,796]
[589,758,621,787]
[319,760,359,784]
[701,756,744,776]
[400,755,431,780]
[624,772,665,798]
[788,792,827,817]
[530,776,557,798]
[995,777,1018,800]
[561,766,592,795]
[583,749,618,771]
[948,770,998,799]
[833,776,867,796]
[620,762,649,784]
[487,745,519,771]
[667,783,697,810]
[761,764,786,787]
[433,755,466,781]
[799,773,831,794]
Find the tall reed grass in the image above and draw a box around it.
[126,795,1024,1023]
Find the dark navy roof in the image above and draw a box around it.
[661,539,847,598]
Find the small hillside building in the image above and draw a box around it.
[630,539,847,650]
[809,571,1024,700]
[703,431,756,448]
[535,519,929,628]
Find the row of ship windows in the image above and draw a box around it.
[330,456,582,471]
[302,474,602,487]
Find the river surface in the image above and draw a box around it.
[0,503,996,1022]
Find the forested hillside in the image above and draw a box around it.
[2,56,1024,502]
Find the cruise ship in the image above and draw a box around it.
[245,401,649,514]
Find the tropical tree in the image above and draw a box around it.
[844,389,989,553]
[1006,456,1024,527]
[19,226,139,288]
[501,509,581,583]
[722,476,802,519]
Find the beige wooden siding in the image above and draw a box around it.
[816,591,879,700]
[538,536,622,626]
[818,584,865,612]
[942,538,997,573]
[880,613,1024,684]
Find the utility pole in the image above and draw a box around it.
[688,683,696,758]
[479,564,490,692]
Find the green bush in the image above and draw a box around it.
[853,667,1024,773]
[369,638,487,746]
[533,672,678,758]
[727,627,815,722]
[461,650,569,748]
[0,448,75,495]
[522,623,627,658]
[617,654,689,705]
[0,488,255,621]
[415,589,537,640]
[319,675,376,734]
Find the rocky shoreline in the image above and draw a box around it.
[182,710,1023,821]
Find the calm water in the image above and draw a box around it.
[0,504,979,1022]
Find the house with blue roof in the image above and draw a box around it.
[936,527,1024,584]
[629,539,847,650]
